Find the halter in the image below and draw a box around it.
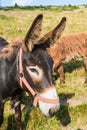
[18,48,59,107]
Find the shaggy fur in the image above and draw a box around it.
[47,32,87,83]
[0,40,22,59]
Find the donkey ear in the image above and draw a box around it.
[39,17,66,46]
[23,14,43,51]
[51,17,66,43]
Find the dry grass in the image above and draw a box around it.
[0,6,87,41]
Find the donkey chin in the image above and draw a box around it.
[38,87,60,118]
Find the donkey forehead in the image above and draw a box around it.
[24,47,54,68]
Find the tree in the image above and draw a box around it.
[14,3,18,7]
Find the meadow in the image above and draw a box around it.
[0,5,87,130]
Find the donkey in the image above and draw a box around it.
[0,14,60,130]
[39,17,87,84]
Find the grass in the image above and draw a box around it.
[0,5,87,130]
[1,102,87,130]
[0,5,79,11]
[0,5,87,41]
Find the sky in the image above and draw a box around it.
[0,0,87,7]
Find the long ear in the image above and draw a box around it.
[23,14,43,51]
[51,16,66,42]
[39,17,66,46]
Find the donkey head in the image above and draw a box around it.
[21,14,59,118]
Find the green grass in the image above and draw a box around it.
[0,5,87,130]
[1,102,87,130]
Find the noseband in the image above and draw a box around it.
[18,48,59,107]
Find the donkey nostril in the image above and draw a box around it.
[49,108,56,117]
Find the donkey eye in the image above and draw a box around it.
[26,66,40,77]
[26,66,43,81]
[29,68,39,76]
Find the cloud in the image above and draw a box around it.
[12,0,34,6]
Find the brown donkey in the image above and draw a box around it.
[39,17,87,84]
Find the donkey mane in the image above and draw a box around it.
[0,40,22,60]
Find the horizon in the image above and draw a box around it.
[0,0,87,7]
[0,4,87,7]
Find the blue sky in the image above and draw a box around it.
[1,0,87,7]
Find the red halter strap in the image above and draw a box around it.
[19,48,59,107]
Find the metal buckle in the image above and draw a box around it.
[20,72,24,77]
